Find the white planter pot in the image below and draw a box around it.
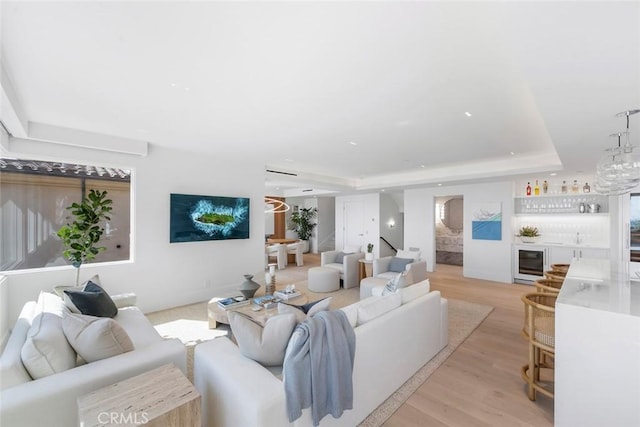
[365,252,374,261]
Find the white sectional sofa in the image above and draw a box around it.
[194,279,448,427]
[0,292,187,427]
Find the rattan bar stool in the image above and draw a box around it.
[544,270,566,282]
[521,292,556,400]
[535,278,563,294]
[550,263,570,274]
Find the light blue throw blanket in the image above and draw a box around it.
[283,310,356,426]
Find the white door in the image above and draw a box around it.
[343,200,364,251]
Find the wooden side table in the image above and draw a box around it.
[78,364,200,427]
[358,258,373,281]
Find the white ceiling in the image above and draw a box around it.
[1,1,639,197]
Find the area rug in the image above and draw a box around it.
[358,298,493,427]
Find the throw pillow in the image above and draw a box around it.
[278,297,333,323]
[382,272,409,295]
[62,313,134,363]
[21,312,77,379]
[356,292,402,326]
[333,252,345,264]
[388,256,413,273]
[228,311,297,366]
[397,249,421,260]
[53,274,101,298]
[63,281,118,318]
[37,291,70,317]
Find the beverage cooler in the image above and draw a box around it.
[514,245,549,284]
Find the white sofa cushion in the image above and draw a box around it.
[21,312,76,379]
[376,271,400,281]
[339,301,362,328]
[113,306,164,349]
[356,292,402,326]
[323,263,344,274]
[228,312,297,366]
[397,249,421,260]
[0,302,37,389]
[62,313,134,362]
[402,280,431,304]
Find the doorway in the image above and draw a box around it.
[435,196,463,266]
[343,200,364,250]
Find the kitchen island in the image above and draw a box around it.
[555,259,640,427]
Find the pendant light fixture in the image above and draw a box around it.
[595,109,640,195]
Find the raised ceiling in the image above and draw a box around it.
[1,1,639,196]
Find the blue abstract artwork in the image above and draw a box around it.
[170,194,250,243]
[472,202,502,241]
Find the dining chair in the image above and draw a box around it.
[287,241,304,267]
[266,244,287,270]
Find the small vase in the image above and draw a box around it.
[239,274,260,299]
[365,252,374,261]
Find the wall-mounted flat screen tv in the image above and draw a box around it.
[170,193,250,243]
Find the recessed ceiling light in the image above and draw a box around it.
[465,112,472,117]
[170,83,177,87]
[550,172,557,176]
[284,158,293,162]
[349,141,357,146]
[437,183,443,186]
[381,189,385,192]
[184,87,190,91]
[420,165,426,168]
[510,151,515,155]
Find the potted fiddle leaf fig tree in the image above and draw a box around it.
[57,189,113,286]
[289,207,317,253]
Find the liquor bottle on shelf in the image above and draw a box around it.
[561,180,567,193]
[534,180,540,196]
[583,182,591,193]
[526,182,531,196]
[543,180,548,194]
[571,180,579,193]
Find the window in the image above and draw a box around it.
[0,158,131,271]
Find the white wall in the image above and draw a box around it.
[2,137,266,324]
[335,193,380,256]
[405,181,514,283]
[379,193,403,257]
[316,197,335,253]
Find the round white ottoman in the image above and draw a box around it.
[308,266,340,293]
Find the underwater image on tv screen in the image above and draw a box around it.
[170,193,250,243]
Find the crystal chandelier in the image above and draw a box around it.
[595,109,640,195]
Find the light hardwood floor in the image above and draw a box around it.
[280,255,554,427]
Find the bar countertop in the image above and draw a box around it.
[558,258,640,317]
